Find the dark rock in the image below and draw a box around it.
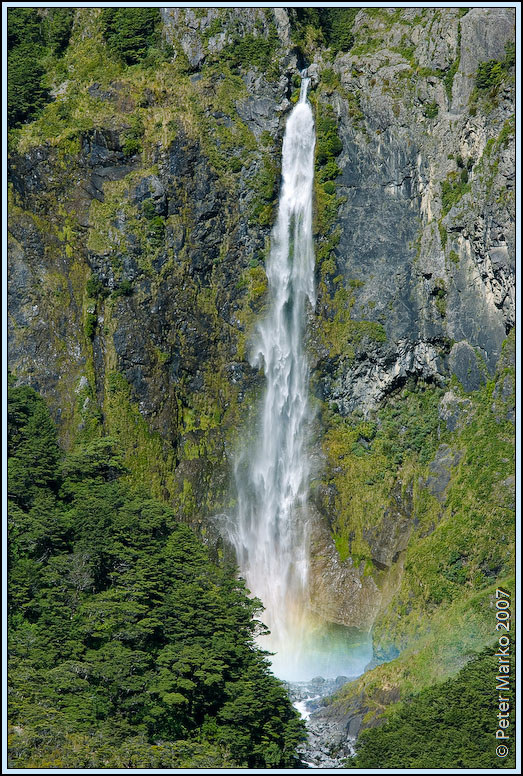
[438,390,473,432]
[425,444,464,501]
[448,341,487,392]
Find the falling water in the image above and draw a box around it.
[231,74,316,679]
[229,74,372,681]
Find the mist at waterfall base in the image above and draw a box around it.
[227,75,371,683]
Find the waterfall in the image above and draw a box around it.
[230,75,316,680]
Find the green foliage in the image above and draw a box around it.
[323,340,514,736]
[372,338,515,654]
[122,114,145,158]
[432,278,447,317]
[503,40,515,68]
[222,25,280,72]
[44,9,75,55]
[423,100,439,119]
[442,56,460,100]
[8,382,306,769]
[84,312,98,340]
[101,8,161,65]
[315,110,343,165]
[86,275,110,300]
[375,382,443,467]
[475,43,514,91]
[320,382,443,564]
[320,8,359,51]
[314,102,345,244]
[146,215,165,247]
[112,279,134,298]
[472,42,515,112]
[476,60,504,91]
[441,171,471,216]
[7,8,43,51]
[289,8,358,54]
[249,157,278,227]
[321,67,340,94]
[497,116,515,147]
[317,282,387,365]
[8,46,50,128]
[347,646,515,768]
[438,220,447,248]
[7,8,74,128]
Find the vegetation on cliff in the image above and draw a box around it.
[7,8,74,128]
[7,7,515,770]
[7,377,305,769]
[347,645,515,769]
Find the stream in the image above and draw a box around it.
[286,676,358,768]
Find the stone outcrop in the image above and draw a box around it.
[8,7,515,651]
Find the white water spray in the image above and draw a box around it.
[229,75,372,681]
[231,75,316,679]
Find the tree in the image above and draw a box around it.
[8,380,306,769]
[8,45,49,127]
[101,8,161,65]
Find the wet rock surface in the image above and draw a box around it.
[9,6,515,437]
[7,6,515,667]
[285,677,358,769]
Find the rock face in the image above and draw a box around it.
[315,6,515,416]
[307,515,382,631]
[8,8,515,646]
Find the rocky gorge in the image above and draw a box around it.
[7,6,516,768]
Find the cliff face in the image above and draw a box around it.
[8,6,515,721]
[323,7,514,413]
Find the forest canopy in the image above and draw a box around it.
[7,376,305,769]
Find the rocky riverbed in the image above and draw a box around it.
[285,677,358,768]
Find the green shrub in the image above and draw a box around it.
[317,159,342,184]
[122,115,145,157]
[101,8,161,65]
[503,40,515,68]
[497,116,515,147]
[222,25,280,72]
[7,8,74,129]
[7,46,49,128]
[476,60,504,90]
[316,112,343,164]
[147,215,165,247]
[433,278,447,317]
[475,43,515,92]
[322,67,340,93]
[7,381,306,769]
[441,172,470,216]
[84,312,98,340]
[321,8,358,51]
[442,56,460,100]
[86,275,110,300]
[423,100,439,119]
[289,8,358,53]
[249,157,278,227]
[7,8,42,51]
[112,279,134,297]
[346,646,515,769]
[438,221,447,248]
[43,8,74,55]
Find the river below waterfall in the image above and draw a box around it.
[285,676,358,768]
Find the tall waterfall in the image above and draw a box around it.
[231,76,316,680]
